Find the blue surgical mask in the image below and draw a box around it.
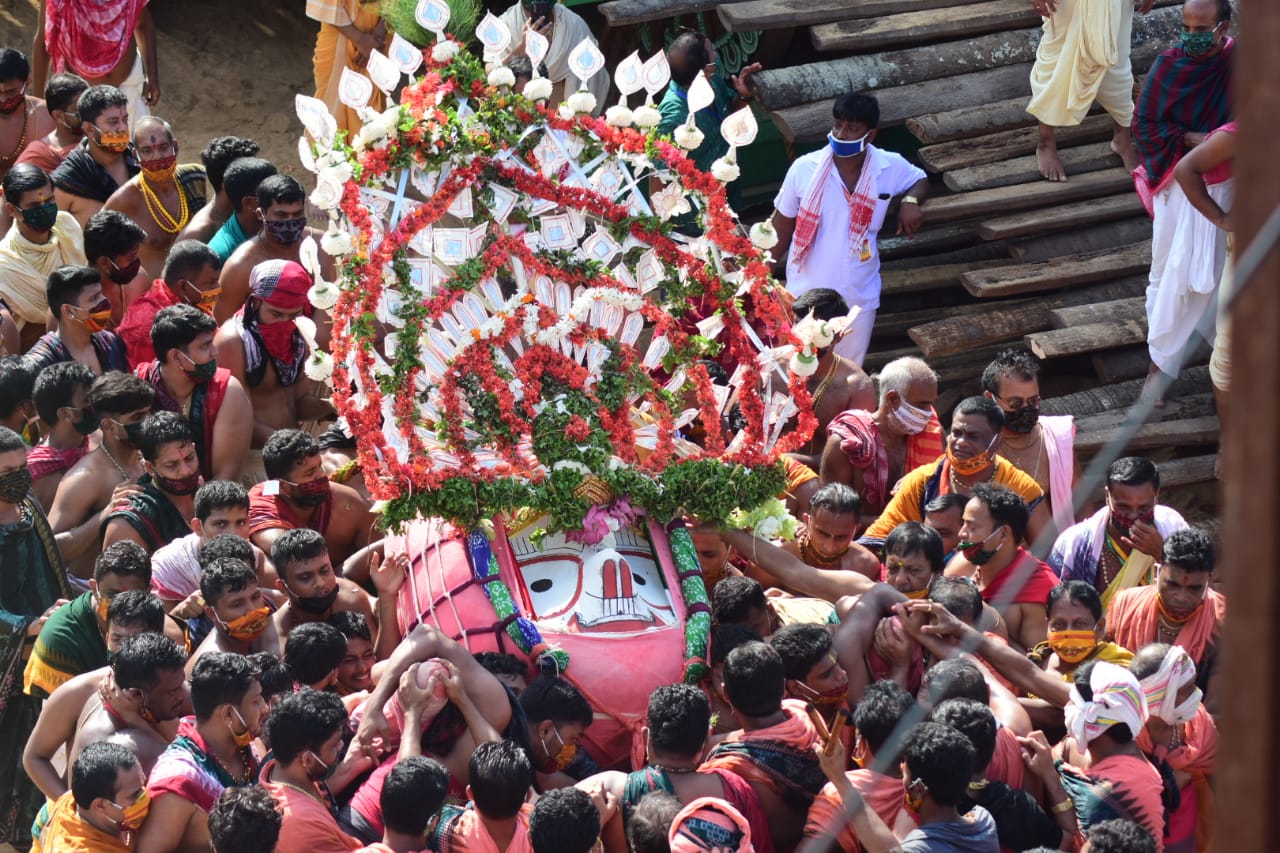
[828,130,870,158]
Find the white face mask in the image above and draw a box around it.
[891,399,932,435]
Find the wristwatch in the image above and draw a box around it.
[902,195,921,206]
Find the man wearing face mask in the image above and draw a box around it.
[51,85,140,228]
[268,528,376,643]
[0,424,73,850]
[138,652,270,853]
[1130,643,1216,853]
[104,117,208,279]
[822,356,942,521]
[84,209,148,324]
[33,742,150,853]
[658,31,761,177]
[981,349,1078,539]
[206,156,277,264]
[251,429,375,569]
[23,539,152,699]
[261,688,372,853]
[0,49,57,183]
[118,240,221,366]
[770,94,929,366]
[49,370,150,575]
[14,71,88,175]
[219,259,334,479]
[185,557,280,674]
[860,397,1050,553]
[102,411,204,555]
[26,264,131,374]
[771,623,850,733]
[945,485,1061,651]
[0,164,88,351]
[27,361,97,508]
[68,632,190,782]
[138,303,253,482]
[1133,0,1234,402]
[1049,456,1188,610]
[217,174,333,324]
[0,356,39,438]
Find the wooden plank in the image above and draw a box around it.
[874,298,1031,338]
[878,224,978,261]
[1072,393,1217,432]
[922,169,1134,226]
[1090,342,1210,384]
[747,3,1177,114]
[810,0,1037,53]
[910,97,1041,145]
[718,0,993,32]
[881,260,1013,296]
[600,0,749,26]
[1073,415,1220,454]
[978,193,1146,241]
[1154,454,1217,489]
[1008,217,1152,264]
[962,241,1152,298]
[1026,319,1147,359]
[1039,365,1211,418]
[907,276,1146,357]
[921,114,1113,174]
[1049,297,1146,328]
[945,141,1122,192]
[863,341,1010,382]
[771,63,1034,141]
[881,241,1011,269]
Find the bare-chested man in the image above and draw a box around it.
[0,49,57,183]
[185,557,280,675]
[22,590,165,800]
[104,117,208,278]
[84,209,149,326]
[50,85,139,227]
[217,260,334,481]
[68,633,189,779]
[14,72,88,176]
[249,428,375,568]
[780,482,881,581]
[50,370,151,579]
[785,288,876,472]
[215,174,332,323]
[30,0,160,124]
[268,527,376,647]
[176,136,259,244]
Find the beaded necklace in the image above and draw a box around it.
[140,174,190,234]
[0,102,29,166]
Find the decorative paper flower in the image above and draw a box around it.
[727,497,798,541]
[790,350,819,377]
[710,156,740,183]
[432,41,460,63]
[320,223,353,257]
[749,220,779,250]
[632,104,662,128]
[488,66,516,88]
[308,278,340,311]
[792,315,835,350]
[310,172,345,211]
[523,77,553,101]
[305,351,335,382]
[674,123,705,150]
[567,90,597,115]
[651,182,692,221]
[605,104,633,127]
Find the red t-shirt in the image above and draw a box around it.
[117,280,178,368]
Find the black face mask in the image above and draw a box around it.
[289,583,339,615]
[111,418,145,447]
[0,466,32,503]
[1002,405,1040,434]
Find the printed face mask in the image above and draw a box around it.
[154,469,201,496]
[946,433,999,477]
[0,86,26,114]
[18,200,59,231]
[219,605,271,641]
[958,527,1002,566]
[1047,630,1098,664]
[92,125,132,153]
[891,399,932,435]
[287,477,330,508]
[1181,28,1218,56]
[141,154,178,183]
[1001,404,1040,434]
[0,466,32,503]
[263,216,307,245]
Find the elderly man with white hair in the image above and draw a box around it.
[820,356,941,519]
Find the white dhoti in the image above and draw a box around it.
[1026,0,1134,127]
[1145,179,1234,377]
[117,51,150,132]
[832,306,876,367]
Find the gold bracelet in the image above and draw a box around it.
[1051,798,1074,814]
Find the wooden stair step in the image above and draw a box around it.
[1074,416,1221,455]
[810,0,1037,53]
[961,241,1152,298]
[922,169,1134,225]
[718,0,993,32]
[978,193,1146,241]
[1048,297,1146,328]
[920,114,1115,174]
[945,141,1123,192]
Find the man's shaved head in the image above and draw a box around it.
[133,116,174,143]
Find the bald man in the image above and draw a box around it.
[103,116,207,278]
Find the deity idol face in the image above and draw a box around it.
[508,521,676,634]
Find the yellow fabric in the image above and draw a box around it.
[1100,548,1156,613]
[308,0,387,136]
[863,456,1044,542]
[22,652,72,699]
[1026,0,1134,127]
[0,211,87,327]
[771,594,836,626]
[32,792,132,853]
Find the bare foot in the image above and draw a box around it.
[1110,125,1141,174]
[1036,142,1068,182]
[1140,365,1167,409]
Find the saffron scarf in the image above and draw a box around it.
[1108,585,1226,665]
[804,768,906,853]
[791,148,878,269]
[701,699,826,812]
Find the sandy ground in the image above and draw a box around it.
[0,0,317,179]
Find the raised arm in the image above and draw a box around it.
[721,529,875,602]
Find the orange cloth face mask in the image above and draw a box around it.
[1047,630,1097,664]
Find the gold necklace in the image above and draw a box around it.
[100,443,132,481]
[139,173,190,234]
[1002,427,1044,483]
[0,103,28,165]
[810,357,840,407]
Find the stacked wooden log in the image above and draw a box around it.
[702,0,1220,496]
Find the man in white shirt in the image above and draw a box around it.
[769,93,929,365]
